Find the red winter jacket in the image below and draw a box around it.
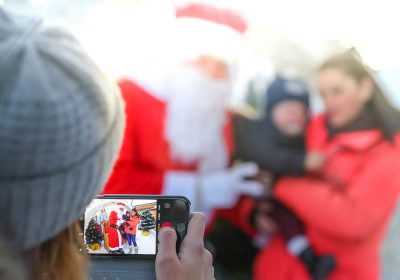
[125,216,140,235]
[254,115,400,280]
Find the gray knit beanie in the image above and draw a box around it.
[0,9,125,250]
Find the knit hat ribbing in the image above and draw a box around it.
[265,75,310,114]
[0,9,125,250]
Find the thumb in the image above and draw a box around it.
[156,226,181,279]
[157,226,178,260]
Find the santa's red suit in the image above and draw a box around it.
[108,210,123,251]
[104,78,261,235]
[103,79,234,195]
[102,4,262,236]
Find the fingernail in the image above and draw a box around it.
[161,222,173,228]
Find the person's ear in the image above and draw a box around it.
[360,77,374,103]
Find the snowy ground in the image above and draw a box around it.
[136,229,157,255]
[88,229,156,255]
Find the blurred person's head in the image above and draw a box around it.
[164,3,247,171]
[318,51,400,139]
[266,76,310,137]
[0,9,124,280]
[117,203,126,213]
[130,208,140,218]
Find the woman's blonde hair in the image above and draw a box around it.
[30,221,88,280]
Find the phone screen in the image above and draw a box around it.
[82,196,189,256]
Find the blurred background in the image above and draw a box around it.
[2,0,399,111]
[2,0,399,278]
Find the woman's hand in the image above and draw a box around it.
[304,152,326,172]
[156,213,214,280]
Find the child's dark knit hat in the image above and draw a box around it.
[266,75,310,113]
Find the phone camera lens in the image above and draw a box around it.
[176,223,186,233]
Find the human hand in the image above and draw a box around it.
[155,213,214,280]
[200,162,263,209]
[304,152,326,172]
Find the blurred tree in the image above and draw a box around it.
[138,209,156,232]
[85,218,103,246]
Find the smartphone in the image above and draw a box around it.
[81,195,190,258]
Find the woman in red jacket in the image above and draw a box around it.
[254,52,400,280]
[124,208,141,254]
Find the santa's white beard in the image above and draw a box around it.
[164,64,232,173]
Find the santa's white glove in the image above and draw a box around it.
[199,162,263,209]
[163,162,263,212]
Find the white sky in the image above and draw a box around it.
[230,0,400,70]
[2,0,399,72]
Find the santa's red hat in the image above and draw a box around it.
[172,2,247,64]
[175,3,247,33]
[116,202,126,208]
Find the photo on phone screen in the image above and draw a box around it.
[84,198,157,255]
[82,196,189,256]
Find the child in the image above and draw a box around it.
[234,75,335,280]
[234,75,324,177]
[124,208,141,254]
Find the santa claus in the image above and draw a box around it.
[102,3,262,217]
[108,202,125,254]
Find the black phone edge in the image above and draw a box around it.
[82,194,190,258]
[98,194,191,206]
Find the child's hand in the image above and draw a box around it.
[304,152,326,172]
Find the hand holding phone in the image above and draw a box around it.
[82,195,190,257]
[156,213,214,280]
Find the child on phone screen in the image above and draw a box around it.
[123,208,141,254]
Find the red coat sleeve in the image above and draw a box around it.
[210,196,257,237]
[102,80,164,195]
[274,149,400,242]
